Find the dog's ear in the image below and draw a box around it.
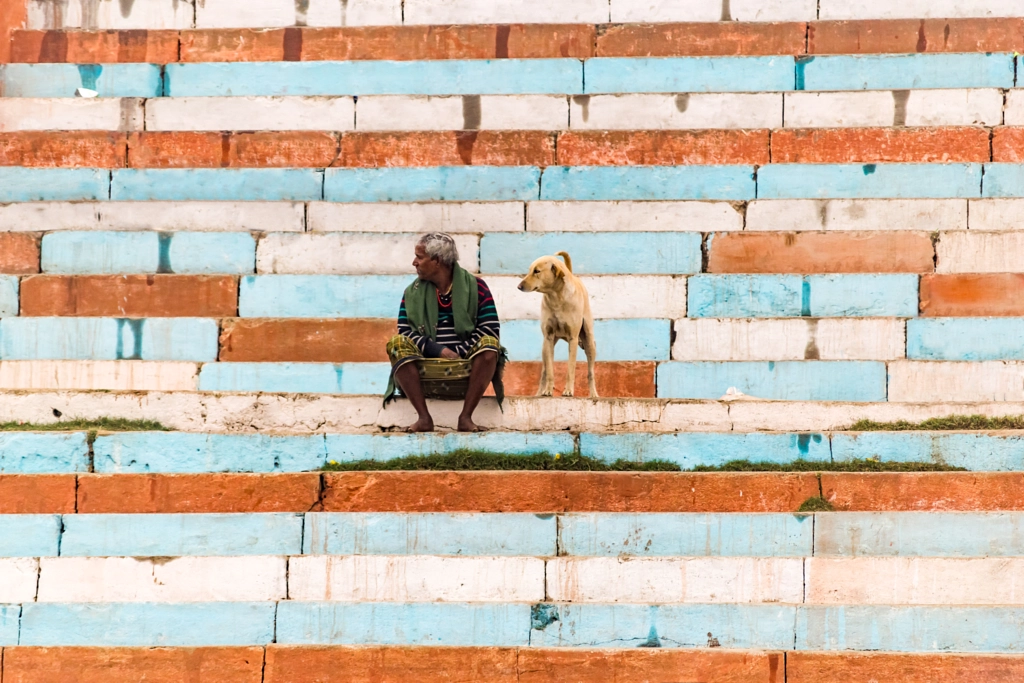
[550,263,564,279]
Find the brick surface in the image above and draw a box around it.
[127,132,340,168]
[0,474,75,513]
[823,473,1024,511]
[772,127,991,164]
[596,22,807,56]
[340,131,555,167]
[3,647,264,683]
[0,0,27,63]
[920,274,1024,317]
[518,649,782,683]
[0,232,39,274]
[557,130,770,166]
[180,25,594,62]
[0,131,126,167]
[991,128,1024,163]
[809,18,1024,54]
[180,29,289,62]
[265,647,518,683]
[219,319,396,363]
[77,473,322,513]
[320,472,820,512]
[788,652,1024,683]
[10,29,180,63]
[20,275,239,317]
[263,647,777,683]
[708,232,935,273]
[498,361,656,398]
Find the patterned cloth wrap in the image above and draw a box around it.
[386,334,503,401]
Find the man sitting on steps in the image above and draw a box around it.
[384,232,506,433]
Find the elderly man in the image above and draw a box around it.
[384,233,506,432]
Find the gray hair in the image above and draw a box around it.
[418,232,459,267]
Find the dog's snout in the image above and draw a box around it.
[517,280,527,291]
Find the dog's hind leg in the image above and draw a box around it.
[538,336,555,396]
[563,334,579,397]
[582,320,598,398]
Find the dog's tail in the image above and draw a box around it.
[556,251,573,273]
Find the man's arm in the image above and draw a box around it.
[454,278,501,357]
[398,296,446,358]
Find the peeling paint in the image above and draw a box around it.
[674,94,690,113]
[531,603,559,630]
[804,318,820,360]
[339,0,348,27]
[156,232,173,274]
[461,95,481,131]
[572,95,590,123]
[119,0,136,19]
[76,64,103,91]
[81,0,101,30]
[794,56,814,92]
[295,0,310,26]
[719,0,731,22]
[892,90,910,127]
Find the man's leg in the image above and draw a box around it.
[394,363,434,432]
[458,350,497,432]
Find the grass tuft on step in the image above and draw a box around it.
[323,450,683,472]
[0,418,169,432]
[322,452,964,473]
[850,414,1024,431]
[691,458,965,472]
[798,496,836,512]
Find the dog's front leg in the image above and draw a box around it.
[563,335,579,397]
[538,336,555,396]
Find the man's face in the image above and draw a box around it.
[413,244,441,280]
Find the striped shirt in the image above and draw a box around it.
[397,277,500,358]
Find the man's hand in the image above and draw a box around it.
[440,347,459,360]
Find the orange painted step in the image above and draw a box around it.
[557,130,770,166]
[0,475,75,514]
[320,471,821,513]
[0,132,126,168]
[12,19,1024,63]
[771,127,990,164]
[181,25,596,62]
[498,361,656,398]
[2,647,263,683]
[0,233,39,274]
[920,274,1024,317]
[219,319,396,363]
[265,647,779,683]
[77,473,323,514]
[20,275,239,317]
[788,652,1024,683]
[990,127,1024,162]
[595,22,806,57]
[18,472,1024,513]
[516,648,781,683]
[340,131,556,167]
[823,472,1024,511]
[9,29,179,64]
[707,232,935,274]
[127,131,340,169]
[809,18,1024,54]
[0,0,27,64]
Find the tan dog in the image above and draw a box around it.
[517,251,598,398]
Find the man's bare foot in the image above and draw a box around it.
[457,416,487,432]
[406,416,434,433]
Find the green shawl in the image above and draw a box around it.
[384,264,507,408]
[404,263,479,340]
